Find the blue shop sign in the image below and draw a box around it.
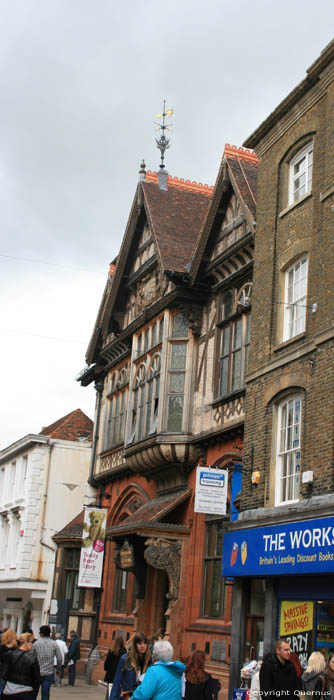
[222,516,334,577]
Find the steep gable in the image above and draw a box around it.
[39,408,93,441]
[142,174,212,273]
[190,144,258,284]
[86,172,212,365]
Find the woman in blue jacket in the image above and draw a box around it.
[130,640,185,700]
[109,633,151,700]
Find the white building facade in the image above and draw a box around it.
[0,413,92,635]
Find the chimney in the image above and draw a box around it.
[158,169,168,190]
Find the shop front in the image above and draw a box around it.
[222,514,334,698]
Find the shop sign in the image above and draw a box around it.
[120,540,134,569]
[222,516,334,577]
[78,507,107,588]
[194,467,228,515]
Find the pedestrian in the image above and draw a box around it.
[130,640,185,700]
[109,632,151,700]
[104,634,127,684]
[324,653,334,699]
[1,629,18,661]
[66,630,80,686]
[259,638,298,700]
[290,653,303,692]
[33,625,61,700]
[185,650,214,700]
[54,633,68,686]
[302,651,328,698]
[2,632,40,700]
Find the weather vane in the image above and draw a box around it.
[155,100,173,170]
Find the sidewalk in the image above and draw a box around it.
[49,678,106,699]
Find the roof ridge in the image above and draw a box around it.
[145,170,213,196]
[224,143,258,164]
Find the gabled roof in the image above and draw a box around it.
[142,173,212,273]
[53,510,84,542]
[39,408,93,441]
[190,144,258,283]
[86,172,213,365]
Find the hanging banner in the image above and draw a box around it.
[78,507,107,588]
[194,466,228,515]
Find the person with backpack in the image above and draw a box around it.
[302,651,328,698]
[259,638,298,699]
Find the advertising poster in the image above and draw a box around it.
[280,601,314,667]
[194,466,228,515]
[222,516,334,577]
[78,507,107,588]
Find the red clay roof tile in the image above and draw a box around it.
[39,408,93,441]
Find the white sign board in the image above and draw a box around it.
[194,467,228,515]
[78,507,107,588]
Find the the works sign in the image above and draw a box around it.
[222,516,334,577]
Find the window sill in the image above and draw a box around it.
[186,619,230,633]
[273,332,306,353]
[275,499,299,508]
[279,191,312,218]
[211,387,245,408]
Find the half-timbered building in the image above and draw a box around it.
[77,145,257,691]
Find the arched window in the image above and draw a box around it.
[289,142,313,205]
[127,320,163,445]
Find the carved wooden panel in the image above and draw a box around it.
[213,394,245,426]
[99,448,126,473]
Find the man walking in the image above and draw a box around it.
[54,632,68,686]
[260,638,298,700]
[67,630,81,686]
[34,625,62,700]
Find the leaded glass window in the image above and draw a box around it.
[218,313,250,397]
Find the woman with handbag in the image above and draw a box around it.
[2,632,40,700]
[109,633,151,700]
[185,650,215,700]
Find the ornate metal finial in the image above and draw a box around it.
[139,159,146,182]
[155,101,173,171]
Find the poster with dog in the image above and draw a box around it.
[78,508,107,587]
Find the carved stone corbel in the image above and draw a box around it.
[177,304,202,336]
[144,537,182,600]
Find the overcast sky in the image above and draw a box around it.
[1,0,333,449]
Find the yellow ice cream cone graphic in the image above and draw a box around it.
[241,541,247,565]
